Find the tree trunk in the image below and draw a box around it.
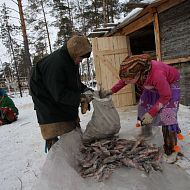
[94,0,98,28]
[17,0,32,81]
[40,1,52,53]
[103,0,106,27]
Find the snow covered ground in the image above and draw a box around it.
[0,93,46,190]
[0,93,190,190]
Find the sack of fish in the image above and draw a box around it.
[82,91,121,143]
[78,136,162,182]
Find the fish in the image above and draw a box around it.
[100,166,114,181]
[142,163,152,173]
[130,137,144,152]
[95,164,107,181]
[99,146,111,156]
[78,136,163,181]
[82,154,99,168]
[151,162,163,172]
[103,155,118,164]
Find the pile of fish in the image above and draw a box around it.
[78,137,163,182]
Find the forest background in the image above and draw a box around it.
[0,0,145,93]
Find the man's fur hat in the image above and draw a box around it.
[67,35,92,60]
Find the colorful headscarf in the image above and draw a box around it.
[119,54,151,85]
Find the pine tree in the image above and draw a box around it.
[91,0,103,28]
[26,0,53,63]
[0,3,23,96]
[74,0,90,34]
[121,0,144,16]
[0,4,20,56]
[51,0,74,48]
[100,0,122,25]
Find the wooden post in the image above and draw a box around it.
[126,36,132,56]
[153,11,162,61]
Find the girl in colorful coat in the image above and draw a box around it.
[101,54,181,163]
[0,89,18,125]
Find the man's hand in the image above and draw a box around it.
[82,87,94,102]
[80,94,93,103]
[142,112,153,125]
[99,89,113,98]
[80,94,93,114]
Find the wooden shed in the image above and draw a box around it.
[90,0,190,107]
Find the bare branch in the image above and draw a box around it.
[5,7,19,13]
[10,0,18,6]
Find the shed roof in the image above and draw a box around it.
[106,0,186,36]
[87,23,117,38]
[105,0,170,36]
[87,0,161,38]
[88,0,184,38]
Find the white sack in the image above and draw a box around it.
[83,92,121,143]
[33,127,190,190]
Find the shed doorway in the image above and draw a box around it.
[129,23,156,56]
[129,23,156,102]
[91,36,136,108]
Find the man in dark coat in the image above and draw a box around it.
[30,35,92,151]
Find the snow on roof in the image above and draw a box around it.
[142,0,158,3]
[94,27,115,31]
[88,0,163,38]
[88,23,116,37]
[88,31,108,38]
[106,0,164,36]
[117,8,143,24]
[89,31,107,34]
[118,0,160,24]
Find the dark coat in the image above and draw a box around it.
[30,45,87,124]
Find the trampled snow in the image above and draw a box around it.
[0,93,190,190]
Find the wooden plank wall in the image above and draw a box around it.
[92,36,136,107]
[159,0,190,105]
[174,62,190,106]
[159,0,190,60]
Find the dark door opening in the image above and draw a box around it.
[129,23,156,102]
